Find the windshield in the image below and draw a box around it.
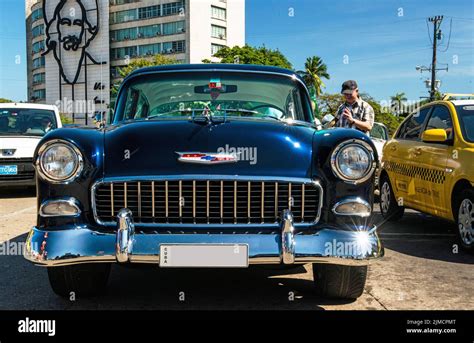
[370,123,388,140]
[114,71,312,123]
[0,109,57,137]
[456,105,474,143]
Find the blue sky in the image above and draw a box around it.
[0,0,473,102]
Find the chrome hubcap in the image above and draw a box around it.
[458,198,474,245]
[381,181,391,213]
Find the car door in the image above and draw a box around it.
[385,107,432,208]
[415,104,453,216]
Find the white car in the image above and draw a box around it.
[370,122,389,188]
[0,103,62,187]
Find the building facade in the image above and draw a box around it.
[25,0,245,124]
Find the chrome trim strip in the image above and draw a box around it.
[39,197,81,217]
[332,197,372,217]
[234,180,237,224]
[301,184,305,222]
[110,183,114,217]
[220,180,223,223]
[165,180,168,220]
[124,182,128,209]
[116,208,135,263]
[151,181,155,218]
[179,180,182,219]
[91,176,324,228]
[247,181,251,222]
[261,181,264,222]
[274,182,278,220]
[288,183,292,210]
[138,181,141,219]
[281,209,295,264]
[193,180,196,223]
[206,180,210,223]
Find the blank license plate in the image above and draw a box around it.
[0,165,17,175]
[159,244,249,268]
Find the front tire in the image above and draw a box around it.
[312,264,368,299]
[379,174,404,221]
[47,263,111,297]
[454,189,474,252]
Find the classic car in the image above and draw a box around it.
[0,103,61,187]
[24,64,383,299]
[380,95,474,251]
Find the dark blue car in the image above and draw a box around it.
[25,64,383,299]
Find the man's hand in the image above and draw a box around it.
[342,108,354,124]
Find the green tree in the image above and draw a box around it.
[110,54,178,104]
[204,45,292,69]
[390,92,407,116]
[0,98,13,103]
[297,56,330,97]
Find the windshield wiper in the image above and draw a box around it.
[214,108,283,121]
[146,108,211,121]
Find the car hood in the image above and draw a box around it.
[104,119,315,179]
[0,136,42,158]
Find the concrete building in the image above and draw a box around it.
[25,0,245,123]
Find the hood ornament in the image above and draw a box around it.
[176,152,237,164]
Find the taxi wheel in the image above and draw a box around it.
[379,174,404,221]
[312,264,367,299]
[47,263,111,297]
[454,189,474,252]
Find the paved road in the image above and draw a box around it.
[0,188,473,310]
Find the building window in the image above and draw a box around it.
[32,40,45,54]
[211,44,225,55]
[138,24,161,38]
[162,1,185,16]
[111,0,138,5]
[33,89,46,100]
[32,24,44,38]
[111,27,137,41]
[162,40,185,54]
[211,6,226,20]
[162,21,185,35]
[138,5,160,20]
[33,56,45,69]
[33,73,45,85]
[111,46,138,60]
[111,9,137,24]
[31,8,43,23]
[211,25,226,39]
[139,43,161,56]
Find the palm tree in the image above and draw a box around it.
[390,92,407,116]
[297,56,330,97]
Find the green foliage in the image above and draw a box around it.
[0,98,13,103]
[205,45,293,69]
[59,113,73,125]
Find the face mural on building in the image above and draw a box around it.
[43,0,103,84]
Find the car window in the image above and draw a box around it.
[0,109,57,136]
[371,123,388,140]
[397,107,431,140]
[425,105,454,140]
[455,105,474,143]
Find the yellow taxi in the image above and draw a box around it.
[379,94,474,251]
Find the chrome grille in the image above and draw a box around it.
[93,179,321,225]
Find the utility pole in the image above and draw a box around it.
[428,15,443,101]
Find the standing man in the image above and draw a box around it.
[335,80,374,134]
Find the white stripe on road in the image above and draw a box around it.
[0,206,36,219]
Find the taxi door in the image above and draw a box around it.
[384,107,432,209]
[415,104,452,217]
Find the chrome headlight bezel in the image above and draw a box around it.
[330,139,376,184]
[36,139,84,184]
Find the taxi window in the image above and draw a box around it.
[397,107,431,140]
[425,105,454,140]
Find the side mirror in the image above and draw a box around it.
[322,114,335,126]
[313,118,322,130]
[422,128,447,143]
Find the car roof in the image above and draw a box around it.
[0,103,58,111]
[128,63,299,78]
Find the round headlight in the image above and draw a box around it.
[331,140,375,184]
[37,140,83,183]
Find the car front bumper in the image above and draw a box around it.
[24,209,384,267]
